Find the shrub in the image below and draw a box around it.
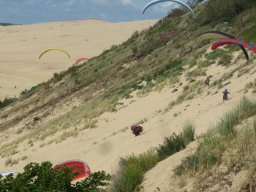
[0,162,110,192]
[182,121,195,145]
[0,96,17,109]
[157,133,186,160]
[111,150,159,192]
[216,97,256,136]
[157,122,196,160]
[75,171,111,192]
[200,0,256,24]
[168,8,186,18]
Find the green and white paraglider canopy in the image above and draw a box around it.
[143,0,195,18]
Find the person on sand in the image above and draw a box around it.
[131,125,143,136]
[223,89,230,101]
[204,75,212,86]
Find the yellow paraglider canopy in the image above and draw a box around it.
[39,48,70,59]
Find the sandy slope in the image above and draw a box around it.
[1,19,256,192]
[140,60,256,191]
[0,19,156,99]
[2,53,256,181]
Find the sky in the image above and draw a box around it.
[0,0,184,24]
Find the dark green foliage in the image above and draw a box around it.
[20,84,40,99]
[182,122,196,145]
[197,38,211,49]
[200,0,256,24]
[53,72,63,82]
[168,8,186,18]
[132,39,166,59]
[111,151,159,192]
[218,53,232,66]
[112,164,143,192]
[203,49,232,66]
[217,97,256,136]
[153,59,183,80]
[126,31,139,45]
[174,154,199,176]
[33,116,40,121]
[157,123,195,161]
[0,162,110,192]
[205,49,226,61]
[241,25,256,43]
[0,96,17,109]
[157,133,186,160]
[0,162,74,192]
[75,171,111,192]
[131,17,184,59]
[0,23,16,26]
[199,60,215,68]
[174,151,218,176]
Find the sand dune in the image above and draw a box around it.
[0,19,156,99]
[1,18,256,192]
[2,53,255,178]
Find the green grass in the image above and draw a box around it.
[244,80,256,93]
[157,121,195,160]
[182,121,196,145]
[1,4,256,191]
[186,67,206,77]
[111,150,159,192]
[205,49,226,61]
[198,60,215,68]
[218,52,232,66]
[175,120,256,190]
[176,81,201,104]
[174,97,256,176]
[111,122,196,191]
[157,133,186,160]
[0,96,17,109]
[241,24,256,43]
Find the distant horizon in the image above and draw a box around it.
[0,0,185,25]
[0,17,159,26]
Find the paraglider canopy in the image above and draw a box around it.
[211,38,256,54]
[143,0,195,18]
[75,57,89,65]
[197,31,249,61]
[53,160,91,181]
[0,171,16,177]
[39,48,70,59]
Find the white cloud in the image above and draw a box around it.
[121,0,133,6]
[120,0,139,9]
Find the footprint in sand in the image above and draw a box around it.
[98,142,112,154]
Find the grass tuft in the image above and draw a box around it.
[111,149,159,192]
[174,97,256,176]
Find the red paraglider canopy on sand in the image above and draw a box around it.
[54,160,91,181]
